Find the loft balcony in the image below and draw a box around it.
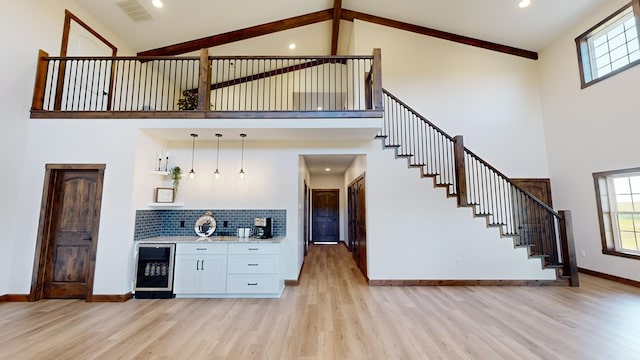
[30,48,383,122]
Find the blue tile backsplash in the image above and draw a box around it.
[134,209,286,240]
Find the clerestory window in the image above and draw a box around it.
[594,168,640,260]
[576,2,640,88]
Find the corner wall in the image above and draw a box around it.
[538,0,640,281]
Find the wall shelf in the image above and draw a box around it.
[150,170,169,175]
[148,202,184,208]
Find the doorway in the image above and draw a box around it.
[312,189,340,244]
[31,164,105,301]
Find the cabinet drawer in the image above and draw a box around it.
[176,243,227,255]
[228,255,278,274]
[227,275,279,294]
[228,243,279,255]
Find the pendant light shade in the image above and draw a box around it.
[189,133,198,179]
[239,133,247,179]
[214,133,222,179]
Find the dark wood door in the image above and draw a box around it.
[356,177,367,277]
[511,178,553,207]
[511,178,554,258]
[304,181,310,256]
[348,175,367,278]
[35,166,104,300]
[312,189,339,242]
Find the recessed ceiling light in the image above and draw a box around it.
[317,106,323,110]
[152,0,163,8]
[325,168,331,172]
[518,0,531,8]
[289,43,296,50]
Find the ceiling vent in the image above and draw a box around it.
[117,0,153,22]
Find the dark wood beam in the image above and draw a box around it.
[331,0,343,55]
[340,9,538,60]
[138,10,334,57]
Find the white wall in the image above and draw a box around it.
[1,0,135,295]
[539,0,640,281]
[352,20,550,178]
[310,173,346,241]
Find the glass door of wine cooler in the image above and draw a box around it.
[134,243,175,298]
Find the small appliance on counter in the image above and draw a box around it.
[254,217,273,239]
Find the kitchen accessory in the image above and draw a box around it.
[254,217,273,239]
[195,211,216,237]
[237,228,253,237]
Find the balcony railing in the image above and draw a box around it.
[30,48,383,119]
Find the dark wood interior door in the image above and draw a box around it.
[348,175,367,278]
[40,167,104,299]
[312,189,339,242]
[304,181,309,256]
[511,178,554,259]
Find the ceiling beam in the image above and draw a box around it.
[138,9,334,57]
[340,9,538,60]
[331,0,343,55]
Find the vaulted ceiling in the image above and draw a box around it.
[74,0,613,58]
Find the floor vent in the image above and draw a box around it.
[117,0,153,22]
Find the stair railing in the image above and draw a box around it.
[380,89,578,286]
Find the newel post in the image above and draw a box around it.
[198,48,211,111]
[31,50,49,111]
[372,48,383,110]
[559,210,579,287]
[453,135,467,207]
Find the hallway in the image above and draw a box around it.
[1,244,639,359]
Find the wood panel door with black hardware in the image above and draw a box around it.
[33,165,104,300]
[348,175,367,278]
[511,178,554,259]
[312,189,339,243]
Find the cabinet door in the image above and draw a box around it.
[199,255,227,294]
[173,254,201,294]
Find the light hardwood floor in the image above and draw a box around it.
[2,244,640,360]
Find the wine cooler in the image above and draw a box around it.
[134,243,175,298]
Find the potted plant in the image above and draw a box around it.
[177,90,198,110]
[169,166,182,192]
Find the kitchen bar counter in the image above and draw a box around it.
[136,235,284,244]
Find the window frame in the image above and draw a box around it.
[576,1,640,89]
[593,167,640,260]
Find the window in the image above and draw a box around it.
[594,168,640,259]
[576,3,640,88]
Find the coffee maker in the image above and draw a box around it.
[254,217,273,239]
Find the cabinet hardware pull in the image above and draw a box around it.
[196,248,207,250]
[196,260,200,271]
[248,264,258,266]
[248,248,259,251]
[83,237,92,241]
[201,260,204,270]
[248,283,258,286]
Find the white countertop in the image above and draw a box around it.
[136,235,284,244]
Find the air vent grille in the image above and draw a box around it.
[117,0,153,22]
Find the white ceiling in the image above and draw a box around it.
[74,0,614,55]
[303,154,358,175]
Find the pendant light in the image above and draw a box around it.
[214,133,222,179]
[239,133,247,179]
[189,133,198,179]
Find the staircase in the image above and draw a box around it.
[377,89,579,286]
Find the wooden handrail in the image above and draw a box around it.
[559,210,579,287]
[31,50,49,111]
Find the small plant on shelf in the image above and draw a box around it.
[169,166,182,192]
[177,90,198,110]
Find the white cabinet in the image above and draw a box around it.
[227,243,283,295]
[174,244,228,296]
